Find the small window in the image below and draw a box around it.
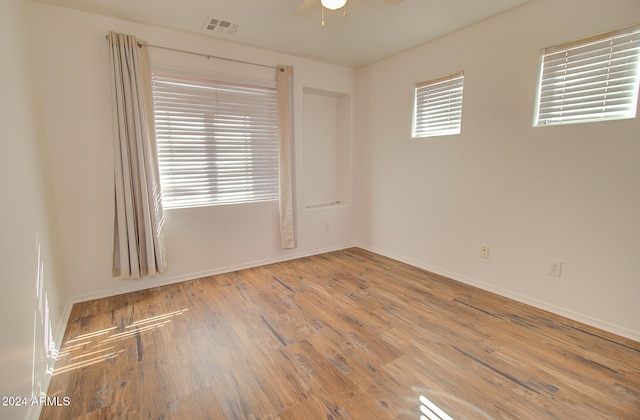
[152,71,279,209]
[534,24,640,126]
[412,71,464,138]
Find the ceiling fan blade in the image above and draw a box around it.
[295,0,318,15]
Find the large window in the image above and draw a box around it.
[534,24,640,126]
[412,71,464,138]
[151,71,279,209]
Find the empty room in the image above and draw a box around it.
[1,0,639,418]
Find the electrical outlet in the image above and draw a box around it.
[480,245,490,259]
[324,222,331,232]
[549,261,562,277]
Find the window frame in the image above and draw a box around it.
[411,71,464,139]
[151,69,280,209]
[533,23,640,127]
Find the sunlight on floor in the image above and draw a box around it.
[420,394,453,420]
[414,387,495,420]
[53,308,189,376]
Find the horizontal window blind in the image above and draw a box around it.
[412,71,464,138]
[534,24,640,126]
[152,72,279,208]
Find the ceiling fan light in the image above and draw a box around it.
[321,0,347,10]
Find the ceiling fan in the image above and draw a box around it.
[295,0,403,21]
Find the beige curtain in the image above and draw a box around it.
[276,66,296,249]
[108,31,167,278]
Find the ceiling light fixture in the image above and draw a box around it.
[320,0,347,27]
[320,0,347,10]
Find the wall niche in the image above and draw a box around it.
[302,87,351,208]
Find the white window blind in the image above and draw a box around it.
[412,71,464,138]
[151,71,279,209]
[534,24,640,126]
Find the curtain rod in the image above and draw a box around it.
[104,34,278,70]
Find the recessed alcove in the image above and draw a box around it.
[302,87,351,208]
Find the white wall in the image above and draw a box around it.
[303,88,352,208]
[304,92,340,206]
[355,0,640,340]
[25,0,640,353]
[29,3,357,302]
[0,0,68,418]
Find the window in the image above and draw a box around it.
[412,71,464,138]
[534,24,640,126]
[151,71,279,209]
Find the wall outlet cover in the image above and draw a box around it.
[549,261,562,277]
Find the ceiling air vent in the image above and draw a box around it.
[204,18,239,35]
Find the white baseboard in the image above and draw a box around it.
[356,243,640,343]
[41,241,637,417]
[54,300,74,345]
[61,242,639,343]
[26,300,74,420]
[66,243,358,305]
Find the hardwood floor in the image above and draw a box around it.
[41,248,640,419]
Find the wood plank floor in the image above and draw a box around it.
[41,248,640,419]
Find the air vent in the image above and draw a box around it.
[204,18,239,35]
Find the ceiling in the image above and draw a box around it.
[33,0,531,68]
